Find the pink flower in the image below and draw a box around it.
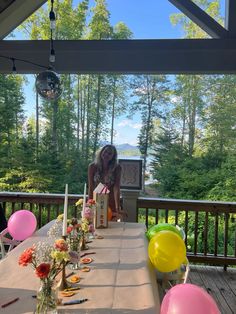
[87,199,96,205]
[89,224,95,233]
[82,207,93,219]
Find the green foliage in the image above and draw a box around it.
[0,0,234,205]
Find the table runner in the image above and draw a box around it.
[0,221,160,313]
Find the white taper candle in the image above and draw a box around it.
[62,184,68,236]
[83,183,87,212]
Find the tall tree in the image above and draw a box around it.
[88,0,113,157]
[130,75,170,189]
[107,22,133,144]
[171,75,205,156]
[0,74,25,168]
[169,0,223,156]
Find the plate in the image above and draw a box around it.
[60,291,75,297]
[69,275,80,283]
[81,257,93,264]
[81,266,90,272]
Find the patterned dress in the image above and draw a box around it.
[92,164,121,212]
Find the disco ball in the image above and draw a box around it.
[35,70,62,100]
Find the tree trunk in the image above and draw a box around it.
[36,90,39,161]
[76,75,80,151]
[86,75,91,161]
[110,78,117,145]
[52,100,58,154]
[93,75,101,158]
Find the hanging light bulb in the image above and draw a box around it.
[11,58,16,74]
[49,0,56,30]
[49,10,56,30]
[49,48,55,63]
[35,70,62,100]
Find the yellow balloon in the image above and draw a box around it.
[148,230,186,273]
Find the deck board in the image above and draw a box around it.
[158,265,236,314]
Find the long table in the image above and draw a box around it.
[0,221,160,313]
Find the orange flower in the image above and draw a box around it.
[35,263,51,278]
[18,247,35,266]
[54,238,68,251]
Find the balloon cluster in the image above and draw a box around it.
[146,223,221,314]
[147,223,186,273]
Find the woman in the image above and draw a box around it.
[88,145,123,220]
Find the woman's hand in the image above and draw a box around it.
[112,209,128,221]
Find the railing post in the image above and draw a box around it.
[121,190,140,222]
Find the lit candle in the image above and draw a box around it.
[62,184,68,237]
[83,183,87,212]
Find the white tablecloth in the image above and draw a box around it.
[0,221,160,313]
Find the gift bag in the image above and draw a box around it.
[93,183,110,229]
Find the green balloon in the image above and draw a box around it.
[146,223,184,241]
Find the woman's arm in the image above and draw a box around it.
[113,164,121,212]
[88,163,95,199]
[113,164,128,220]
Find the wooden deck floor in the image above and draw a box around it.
[158,265,236,314]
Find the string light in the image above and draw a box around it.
[35,0,62,100]
[49,48,55,63]
[11,58,16,74]
[49,0,56,30]
[0,0,62,100]
[49,29,55,63]
[0,55,48,71]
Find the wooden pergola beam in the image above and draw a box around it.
[1,39,236,74]
[168,0,228,38]
[0,0,47,40]
[225,0,236,37]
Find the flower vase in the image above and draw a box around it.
[80,233,89,251]
[68,237,80,270]
[36,279,58,314]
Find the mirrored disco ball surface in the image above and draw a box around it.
[35,70,62,100]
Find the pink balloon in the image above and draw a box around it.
[8,210,37,241]
[161,283,221,314]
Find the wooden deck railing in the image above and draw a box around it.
[137,197,236,266]
[1,192,236,267]
[0,192,83,228]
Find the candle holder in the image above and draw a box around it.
[57,235,70,291]
[57,261,69,291]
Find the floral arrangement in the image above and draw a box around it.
[19,238,73,313]
[75,198,96,235]
[67,217,81,237]
[74,198,96,249]
[18,238,70,280]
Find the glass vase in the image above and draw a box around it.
[68,237,80,270]
[36,279,58,314]
[80,232,89,251]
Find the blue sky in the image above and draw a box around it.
[104,0,181,145]
[21,0,224,145]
